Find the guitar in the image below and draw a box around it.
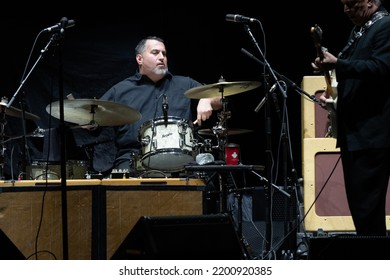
[310,24,338,138]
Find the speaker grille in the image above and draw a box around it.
[111,213,246,260]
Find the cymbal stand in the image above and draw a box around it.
[18,96,31,180]
[210,80,232,213]
[0,105,7,179]
[0,96,31,180]
[212,83,251,258]
[211,89,231,160]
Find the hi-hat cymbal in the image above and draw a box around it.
[0,100,40,121]
[198,128,253,136]
[184,81,261,99]
[46,99,141,126]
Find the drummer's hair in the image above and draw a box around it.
[135,36,165,56]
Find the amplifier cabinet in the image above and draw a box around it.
[102,178,204,259]
[302,134,390,232]
[0,178,205,259]
[301,76,330,139]
[301,76,390,233]
[0,179,99,259]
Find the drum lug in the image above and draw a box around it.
[178,120,188,135]
[152,139,157,150]
[179,137,184,148]
[141,135,150,147]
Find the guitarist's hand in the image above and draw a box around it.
[312,50,337,72]
[320,89,331,104]
[314,90,331,109]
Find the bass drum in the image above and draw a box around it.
[27,162,61,180]
[138,116,195,172]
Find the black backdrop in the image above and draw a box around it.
[2,1,387,181]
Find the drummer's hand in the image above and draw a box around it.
[80,123,99,131]
[196,97,222,126]
[196,99,213,126]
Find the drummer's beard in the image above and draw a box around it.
[154,66,168,76]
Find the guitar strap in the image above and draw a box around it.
[338,9,389,59]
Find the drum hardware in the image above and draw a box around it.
[185,78,266,258]
[185,78,261,161]
[0,97,41,179]
[200,138,213,153]
[138,169,168,178]
[2,126,45,144]
[211,98,231,160]
[46,99,141,126]
[198,127,253,136]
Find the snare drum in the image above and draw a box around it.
[138,116,195,172]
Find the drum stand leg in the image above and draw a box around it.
[217,171,253,259]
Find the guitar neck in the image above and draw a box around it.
[311,25,338,100]
[316,46,336,99]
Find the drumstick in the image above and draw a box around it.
[193,119,198,125]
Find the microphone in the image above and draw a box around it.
[43,17,76,33]
[226,14,256,23]
[162,94,168,126]
[270,82,282,116]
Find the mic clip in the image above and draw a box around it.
[162,95,168,126]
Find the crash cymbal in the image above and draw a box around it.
[0,100,40,121]
[46,99,141,126]
[198,128,253,136]
[184,81,261,99]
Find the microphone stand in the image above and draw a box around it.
[19,95,31,180]
[241,48,318,105]
[243,24,294,259]
[7,36,58,181]
[8,28,70,259]
[54,30,70,260]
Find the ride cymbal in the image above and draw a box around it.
[184,81,261,99]
[46,99,141,126]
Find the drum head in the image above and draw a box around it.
[141,149,194,172]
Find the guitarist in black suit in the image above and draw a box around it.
[312,0,390,236]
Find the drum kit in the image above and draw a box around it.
[1,80,261,178]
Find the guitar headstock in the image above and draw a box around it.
[310,24,323,46]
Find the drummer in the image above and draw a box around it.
[96,36,222,173]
